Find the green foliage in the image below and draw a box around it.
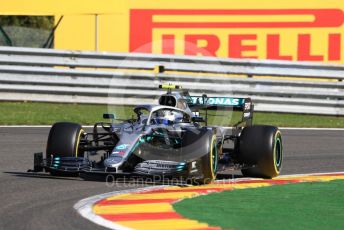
[0,16,53,30]
[0,16,54,47]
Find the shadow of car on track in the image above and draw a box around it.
[3,171,244,187]
[3,171,88,182]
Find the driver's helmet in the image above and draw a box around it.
[155,110,183,125]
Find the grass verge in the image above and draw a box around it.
[173,180,344,230]
[0,102,344,127]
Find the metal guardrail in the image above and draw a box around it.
[0,46,343,115]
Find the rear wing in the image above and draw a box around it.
[185,94,254,127]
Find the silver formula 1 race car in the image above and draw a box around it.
[32,85,283,184]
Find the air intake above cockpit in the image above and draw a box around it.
[158,95,177,107]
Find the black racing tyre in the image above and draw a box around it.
[46,122,84,176]
[239,125,283,178]
[195,131,219,185]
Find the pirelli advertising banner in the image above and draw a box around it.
[54,0,344,63]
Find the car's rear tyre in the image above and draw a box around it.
[239,125,283,178]
[194,131,219,184]
[46,122,84,176]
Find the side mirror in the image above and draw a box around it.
[103,113,116,119]
[192,116,205,123]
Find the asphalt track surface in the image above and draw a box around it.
[0,127,343,230]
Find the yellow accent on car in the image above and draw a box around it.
[209,134,217,180]
[75,129,84,157]
[159,84,181,89]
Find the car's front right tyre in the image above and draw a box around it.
[46,122,84,176]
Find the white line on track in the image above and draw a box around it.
[279,127,344,131]
[0,125,51,128]
[0,125,94,128]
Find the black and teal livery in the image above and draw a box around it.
[32,85,282,184]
